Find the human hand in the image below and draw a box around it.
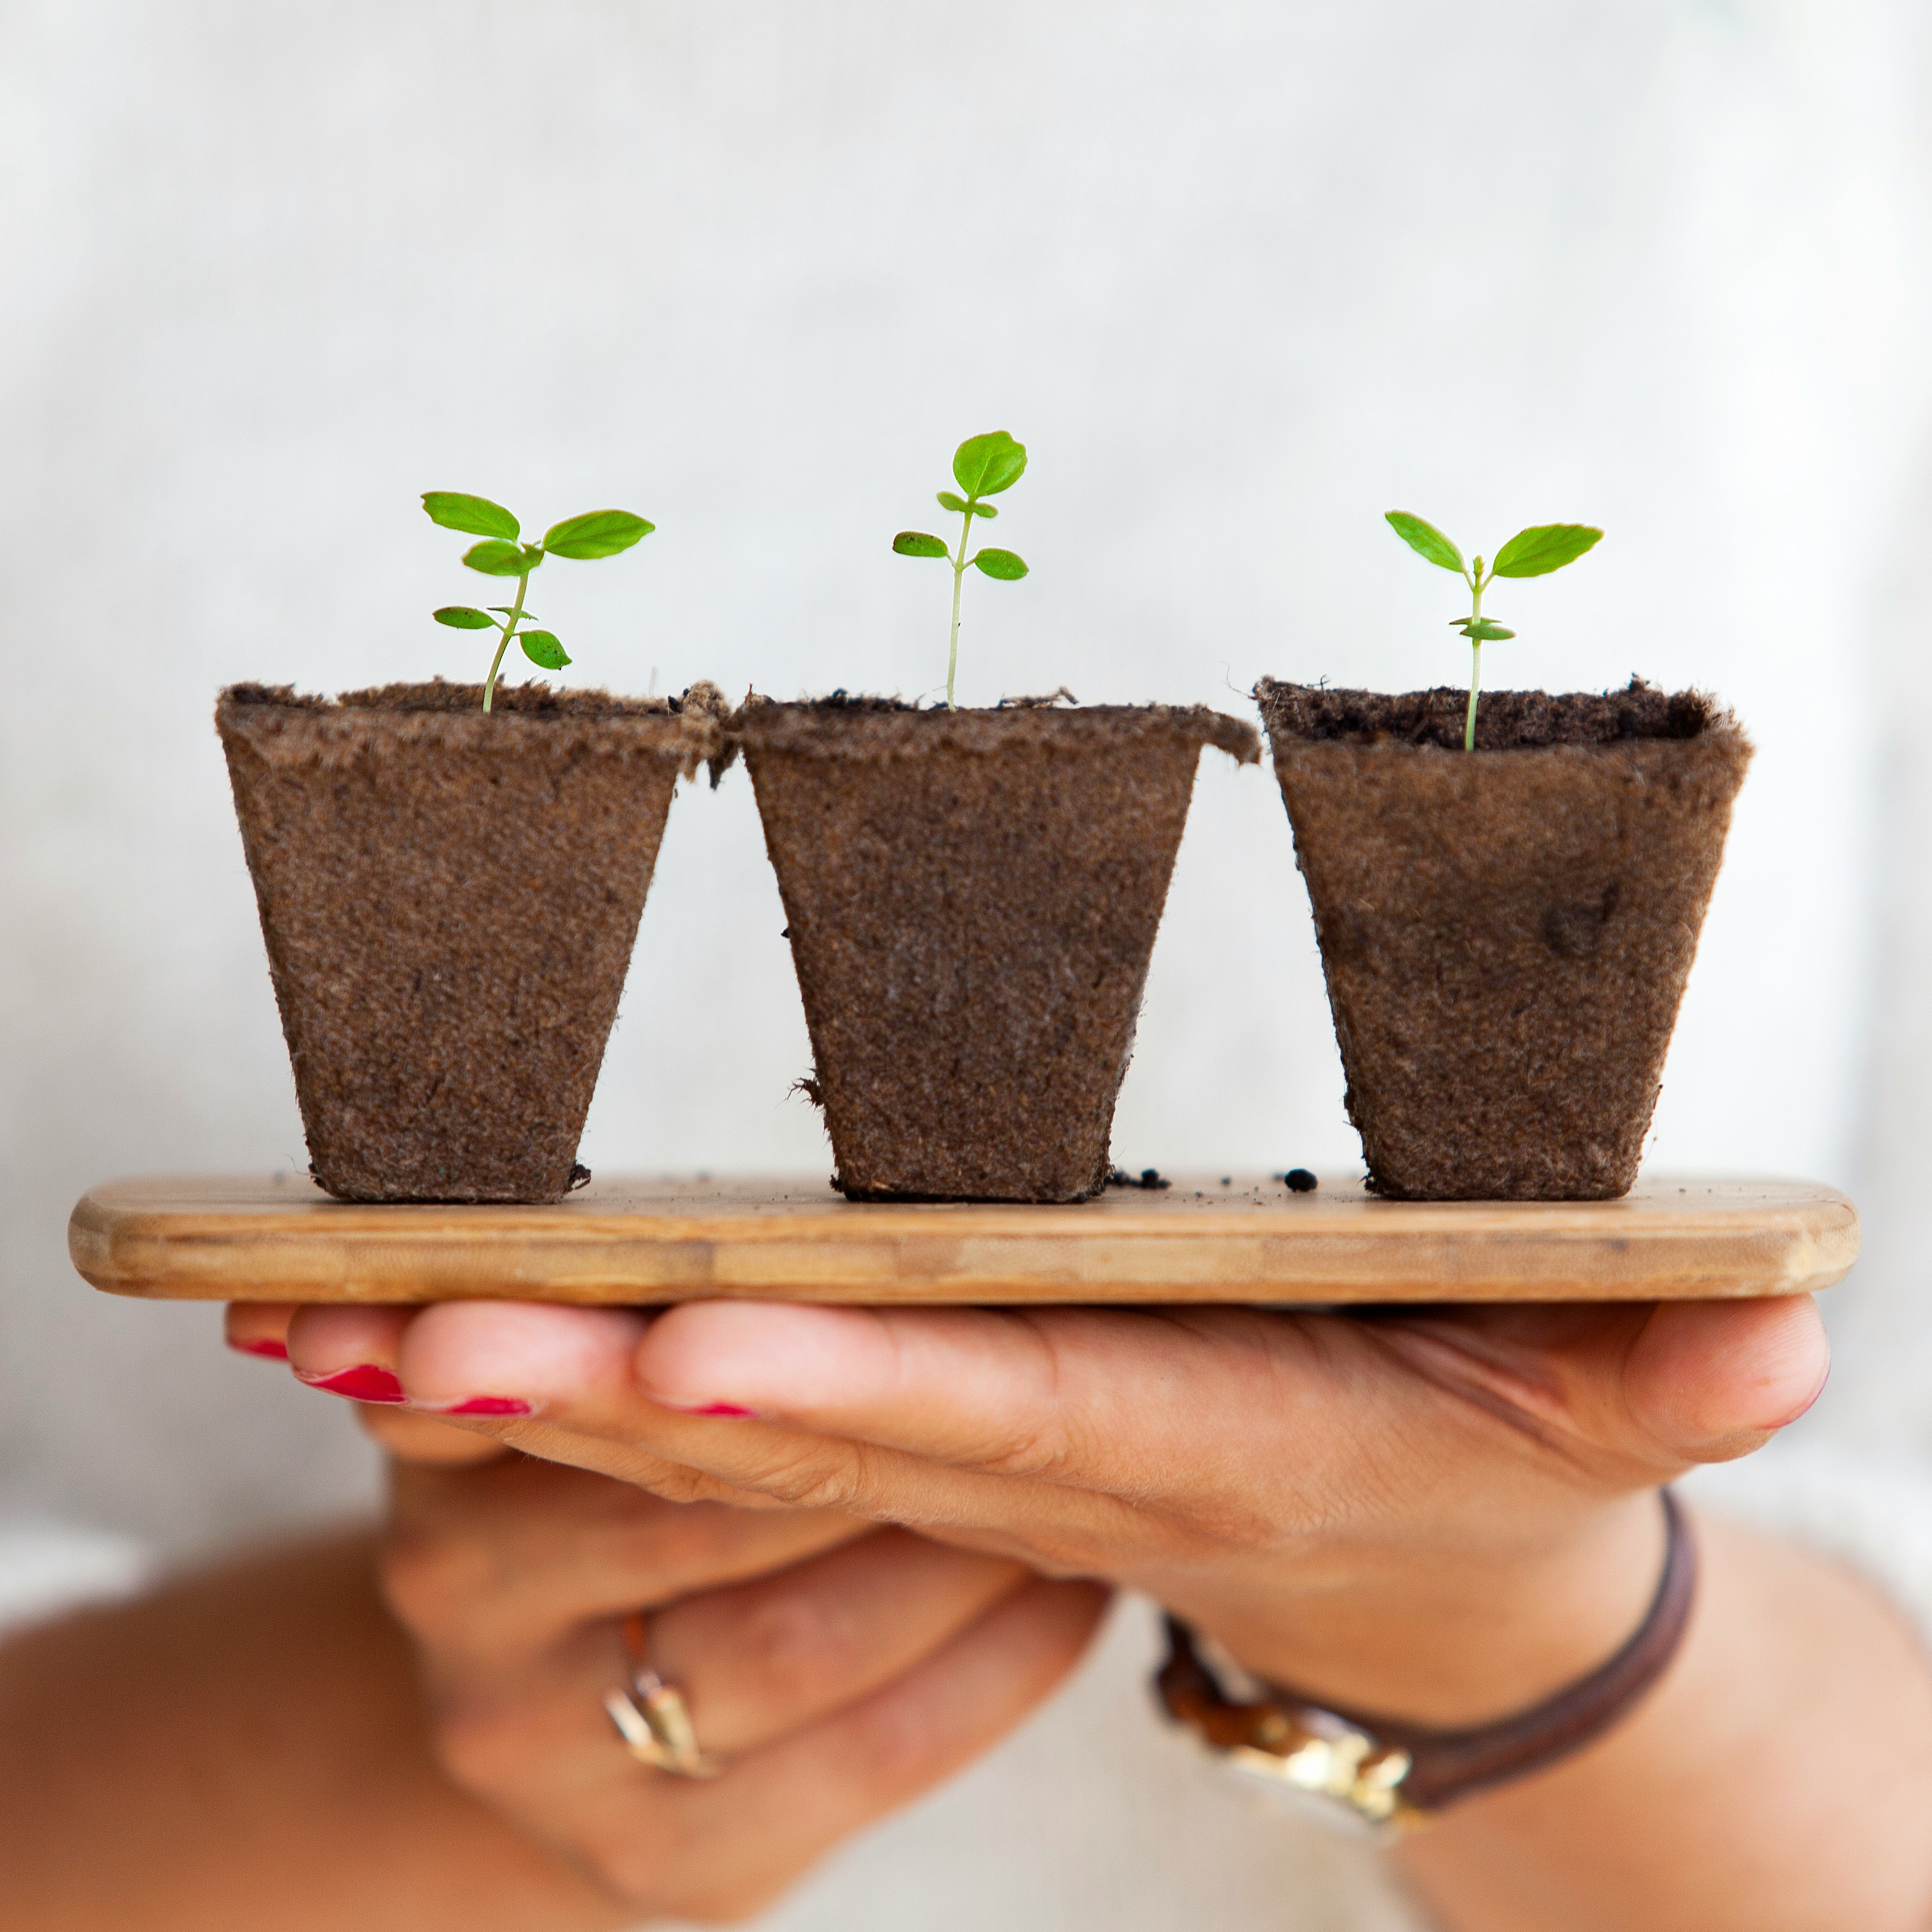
[266,1292,1827,1731]
[225,1303,1106,1924]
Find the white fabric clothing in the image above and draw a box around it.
[0,1523,151,1639]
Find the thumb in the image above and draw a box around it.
[1624,1296,1830,1464]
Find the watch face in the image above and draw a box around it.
[1155,1618,1421,1838]
[1208,1748,1402,1840]
[1184,1711,1418,1839]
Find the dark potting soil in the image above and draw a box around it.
[1266,679,1719,750]
[736,697,1260,1203]
[218,680,723,1203]
[1255,678,1751,1200]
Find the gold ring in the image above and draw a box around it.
[603,1609,722,1779]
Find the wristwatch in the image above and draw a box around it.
[1154,1488,1697,1833]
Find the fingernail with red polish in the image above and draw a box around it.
[672,1402,760,1419]
[296,1364,407,1404]
[427,1396,534,1418]
[228,1337,289,1362]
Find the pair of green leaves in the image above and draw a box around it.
[1385,511,1601,583]
[893,431,1030,581]
[425,492,653,560]
[892,528,1029,579]
[426,492,655,681]
[428,600,568,669]
[1387,511,1604,649]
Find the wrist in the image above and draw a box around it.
[1178,1490,1670,1729]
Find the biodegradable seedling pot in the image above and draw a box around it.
[735,697,1260,1202]
[217,680,723,1203]
[1255,679,1751,1201]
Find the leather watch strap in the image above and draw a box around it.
[1157,1488,1697,1820]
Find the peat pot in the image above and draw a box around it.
[734,697,1260,1202]
[1255,678,1751,1201]
[217,680,724,1203]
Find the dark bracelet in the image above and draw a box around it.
[1154,1488,1697,1830]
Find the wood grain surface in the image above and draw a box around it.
[67,1173,1860,1307]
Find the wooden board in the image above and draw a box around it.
[68,1173,1859,1307]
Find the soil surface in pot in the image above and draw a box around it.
[1256,678,1751,1201]
[736,696,1259,1202]
[218,680,723,1203]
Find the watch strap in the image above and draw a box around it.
[1157,1488,1697,1822]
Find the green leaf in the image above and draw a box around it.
[1491,523,1602,577]
[952,431,1028,498]
[423,492,519,541]
[1385,512,1465,574]
[541,509,654,559]
[432,606,494,629]
[1452,618,1516,641]
[519,630,570,669]
[462,539,532,576]
[971,547,1029,580]
[893,531,950,559]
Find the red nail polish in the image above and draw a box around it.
[296,1364,407,1404]
[228,1337,289,1361]
[434,1396,533,1417]
[689,1402,758,1419]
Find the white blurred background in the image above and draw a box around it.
[3,0,1930,1711]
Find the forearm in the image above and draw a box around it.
[0,1531,629,1932]
[1397,1512,1932,1932]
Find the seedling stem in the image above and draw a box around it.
[948,498,971,708]
[484,570,532,715]
[1465,559,1486,752]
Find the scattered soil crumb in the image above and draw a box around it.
[1276,1169,1319,1193]
[1107,1167,1172,1191]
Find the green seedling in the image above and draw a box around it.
[1385,512,1603,750]
[424,492,655,712]
[893,431,1030,709]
